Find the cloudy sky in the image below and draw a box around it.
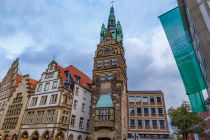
[0,0,190,109]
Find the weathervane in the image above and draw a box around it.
[111,0,114,6]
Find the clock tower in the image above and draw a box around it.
[89,6,127,140]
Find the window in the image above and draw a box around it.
[157,97,162,103]
[73,100,77,109]
[97,60,103,67]
[47,110,55,123]
[104,48,110,55]
[150,97,155,103]
[105,60,110,67]
[52,81,58,89]
[145,120,150,127]
[136,96,141,103]
[130,119,135,127]
[151,108,156,115]
[40,96,47,105]
[108,73,113,80]
[143,97,148,103]
[30,97,38,107]
[137,107,141,115]
[129,107,135,115]
[70,115,76,126]
[158,108,163,115]
[50,94,58,104]
[111,58,117,66]
[159,120,165,128]
[75,87,79,95]
[99,74,105,81]
[79,117,84,129]
[138,120,142,127]
[129,96,134,103]
[44,83,50,91]
[144,108,149,115]
[98,109,111,120]
[49,65,53,70]
[37,84,42,92]
[81,103,85,112]
[152,120,157,127]
[74,75,81,83]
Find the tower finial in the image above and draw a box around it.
[111,0,114,6]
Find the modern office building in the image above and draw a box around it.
[127,91,169,139]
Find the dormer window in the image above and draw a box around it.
[74,75,81,83]
[104,48,110,55]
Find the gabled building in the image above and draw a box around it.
[20,60,74,140]
[0,59,19,139]
[66,65,92,140]
[2,74,37,140]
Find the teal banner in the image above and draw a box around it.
[159,7,207,112]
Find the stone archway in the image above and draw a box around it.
[55,132,64,140]
[3,134,9,140]
[77,135,82,140]
[68,134,73,140]
[41,131,50,140]
[20,131,29,140]
[31,131,39,140]
[11,134,18,140]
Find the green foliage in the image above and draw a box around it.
[168,101,206,140]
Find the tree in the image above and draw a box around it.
[168,101,207,140]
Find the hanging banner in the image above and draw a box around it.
[159,6,207,112]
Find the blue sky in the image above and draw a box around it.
[0,0,189,109]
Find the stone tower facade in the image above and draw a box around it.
[89,6,127,140]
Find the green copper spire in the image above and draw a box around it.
[100,23,106,41]
[107,6,116,31]
[116,20,123,42]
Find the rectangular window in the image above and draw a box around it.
[108,73,113,80]
[50,94,58,104]
[81,103,85,112]
[99,74,105,81]
[130,119,135,127]
[158,108,163,115]
[143,97,148,103]
[137,107,141,115]
[151,108,156,115]
[40,95,47,105]
[105,48,110,55]
[145,120,150,127]
[136,96,141,103]
[75,87,79,95]
[73,100,77,109]
[157,97,162,103]
[144,108,149,114]
[70,115,76,126]
[129,96,134,103]
[159,120,165,128]
[98,109,110,121]
[79,117,84,129]
[105,60,110,67]
[30,97,38,107]
[97,60,103,67]
[150,97,155,103]
[152,120,157,127]
[37,84,42,92]
[44,82,50,91]
[129,107,135,116]
[52,81,58,89]
[138,120,142,127]
[111,58,117,66]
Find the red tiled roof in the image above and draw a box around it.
[13,74,23,91]
[65,65,92,89]
[28,78,38,91]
